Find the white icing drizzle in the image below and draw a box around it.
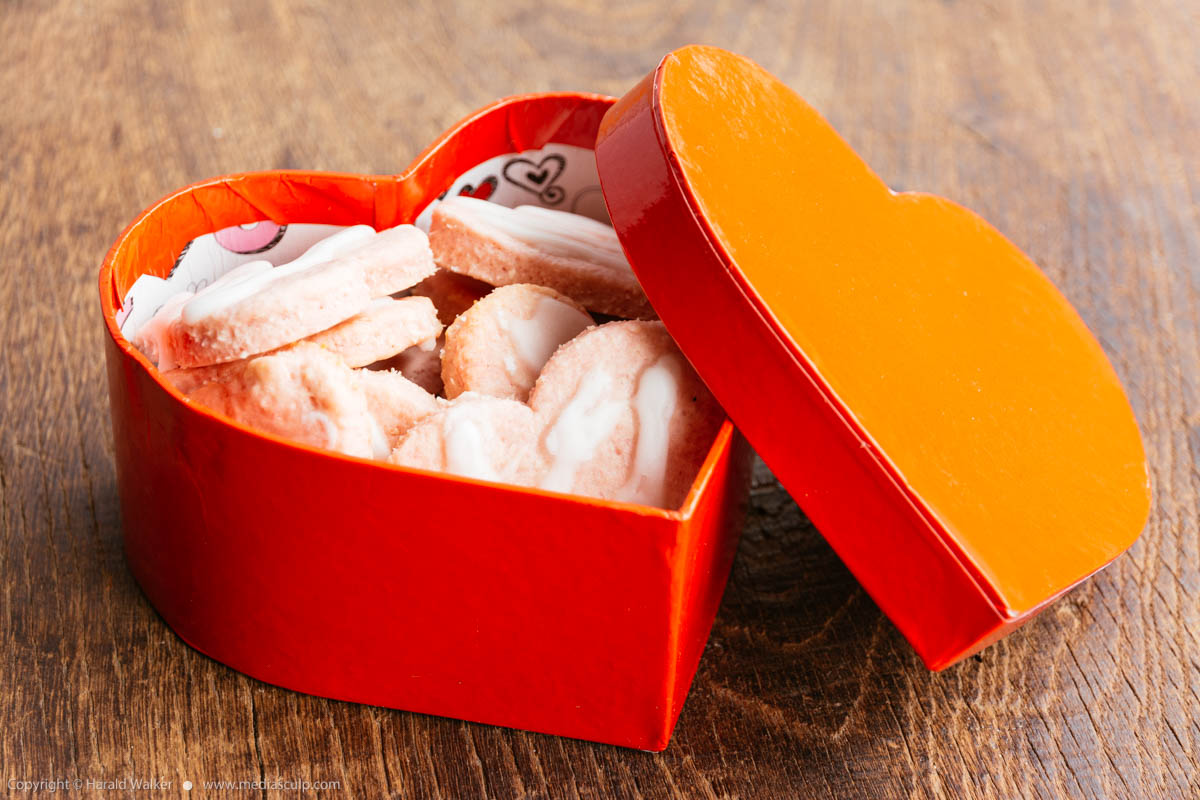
[417,336,438,352]
[205,258,275,291]
[304,410,339,448]
[136,260,277,367]
[539,370,625,494]
[615,355,681,507]
[497,296,592,378]
[441,401,500,481]
[181,224,377,323]
[446,197,631,274]
[367,414,390,460]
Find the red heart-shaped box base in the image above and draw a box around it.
[99,93,753,751]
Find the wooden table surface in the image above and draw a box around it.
[3,1,1197,797]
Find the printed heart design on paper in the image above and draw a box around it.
[213,221,287,254]
[503,154,566,204]
[458,175,498,201]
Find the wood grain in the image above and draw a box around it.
[1,0,1196,797]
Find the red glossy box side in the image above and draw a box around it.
[99,93,752,750]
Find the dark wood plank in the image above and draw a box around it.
[1,0,1196,797]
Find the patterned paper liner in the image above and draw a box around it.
[118,143,607,340]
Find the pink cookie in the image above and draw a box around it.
[343,224,438,298]
[131,259,276,370]
[527,320,722,509]
[387,393,540,485]
[168,225,435,368]
[441,284,593,402]
[130,290,193,370]
[162,359,241,395]
[163,296,441,390]
[408,268,493,325]
[355,368,443,454]
[429,197,654,319]
[305,296,442,368]
[183,343,375,459]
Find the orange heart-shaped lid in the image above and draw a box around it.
[596,45,1150,669]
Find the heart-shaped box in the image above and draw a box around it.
[99,92,754,752]
[597,47,1150,669]
[100,45,1151,751]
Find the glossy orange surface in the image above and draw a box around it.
[597,46,1150,666]
[656,46,1149,612]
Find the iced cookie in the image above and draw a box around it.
[387,393,540,485]
[340,224,437,299]
[130,290,193,370]
[408,268,493,325]
[355,368,443,455]
[305,296,442,368]
[162,359,241,395]
[164,296,441,390]
[528,320,721,509]
[184,343,375,459]
[441,284,592,402]
[429,197,653,319]
[168,224,435,368]
[132,259,276,370]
